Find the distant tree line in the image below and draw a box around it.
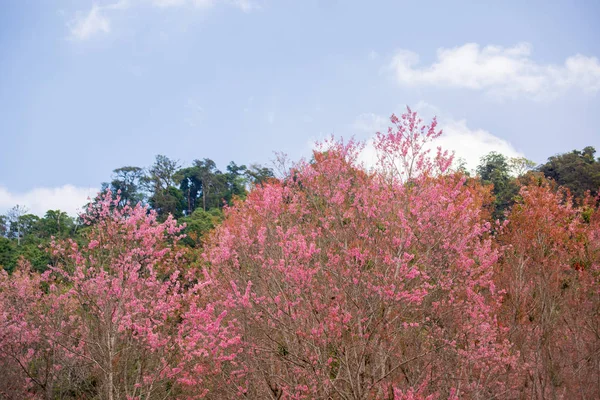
[475,146,600,220]
[103,155,274,218]
[0,155,274,272]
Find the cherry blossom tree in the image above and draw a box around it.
[205,109,519,399]
[0,192,240,399]
[0,260,83,399]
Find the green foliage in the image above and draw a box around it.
[14,244,50,273]
[0,215,6,237]
[176,158,273,215]
[5,205,29,245]
[476,152,519,220]
[145,155,180,190]
[477,152,511,183]
[149,186,186,220]
[538,146,600,199]
[105,166,146,206]
[8,214,40,241]
[34,210,76,239]
[0,236,51,273]
[0,237,15,272]
[0,210,75,272]
[177,165,202,214]
[0,154,273,268]
[180,208,224,248]
[144,155,185,219]
[225,161,248,203]
[509,157,536,177]
[245,163,275,185]
[192,158,224,211]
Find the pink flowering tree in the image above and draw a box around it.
[0,260,83,399]
[0,192,240,399]
[204,109,519,399]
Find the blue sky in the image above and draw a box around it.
[1,0,599,215]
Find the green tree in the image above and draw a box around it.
[224,161,248,203]
[13,244,50,273]
[0,215,7,237]
[194,158,225,211]
[34,210,75,239]
[149,186,186,219]
[538,146,600,199]
[245,163,275,186]
[105,166,146,206]
[1,208,69,272]
[6,205,29,246]
[177,159,226,213]
[0,237,15,272]
[144,155,180,191]
[476,152,519,220]
[177,166,202,215]
[10,214,40,243]
[509,156,536,177]
[144,155,186,219]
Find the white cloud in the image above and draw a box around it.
[436,119,523,171]
[351,106,523,173]
[389,43,600,99]
[68,4,111,40]
[69,0,257,40]
[0,185,98,217]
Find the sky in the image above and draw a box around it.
[1,0,599,216]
